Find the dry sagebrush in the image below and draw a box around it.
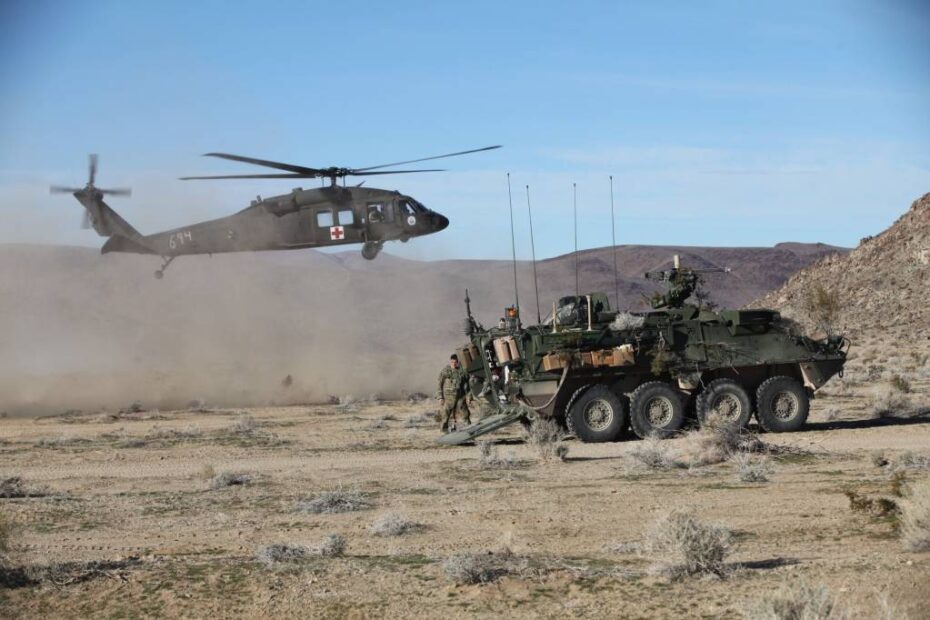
[296,489,371,514]
[370,513,419,537]
[642,510,732,579]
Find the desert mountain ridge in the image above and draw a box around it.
[0,240,845,414]
[752,192,930,339]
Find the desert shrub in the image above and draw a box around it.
[209,472,253,490]
[895,451,930,471]
[0,477,49,498]
[366,419,389,431]
[871,451,890,468]
[296,489,371,514]
[642,510,731,578]
[734,453,774,483]
[476,440,517,469]
[844,490,899,518]
[232,415,257,433]
[802,284,840,336]
[256,543,308,565]
[370,513,419,537]
[680,418,766,467]
[744,580,845,620]
[889,374,912,394]
[317,534,346,557]
[869,388,912,418]
[405,392,429,403]
[442,550,512,585]
[524,418,568,462]
[630,435,682,470]
[0,512,12,566]
[404,412,435,428]
[115,438,147,449]
[605,541,640,554]
[145,425,202,441]
[900,480,930,551]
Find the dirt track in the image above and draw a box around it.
[2,378,929,618]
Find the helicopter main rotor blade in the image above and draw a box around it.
[353,145,501,172]
[179,173,310,180]
[346,169,445,176]
[202,153,324,176]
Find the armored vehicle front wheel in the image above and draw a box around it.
[629,381,685,439]
[755,376,809,432]
[696,379,752,428]
[567,385,627,443]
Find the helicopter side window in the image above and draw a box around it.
[337,209,354,226]
[316,210,334,228]
[367,203,384,223]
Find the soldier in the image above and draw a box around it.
[437,354,471,433]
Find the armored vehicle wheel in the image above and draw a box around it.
[629,381,685,439]
[755,376,809,432]
[567,385,627,443]
[696,379,752,428]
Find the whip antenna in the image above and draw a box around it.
[610,175,619,309]
[573,182,579,296]
[525,184,541,324]
[507,173,520,319]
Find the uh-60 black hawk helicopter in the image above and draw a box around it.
[50,146,500,278]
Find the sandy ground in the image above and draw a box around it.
[1,362,929,618]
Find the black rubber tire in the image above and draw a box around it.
[361,242,381,260]
[562,385,591,437]
[755,376,809,433]
[629,381,686,439]
[696,378,753,428]
[567,385,627,443]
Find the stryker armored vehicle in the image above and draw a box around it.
[438,256,848,445]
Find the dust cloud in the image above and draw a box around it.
[0,245,462,416]
[0,241,841,416]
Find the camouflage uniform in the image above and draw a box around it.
[437,365,471,432]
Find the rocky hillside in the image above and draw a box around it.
[752,192,930,339]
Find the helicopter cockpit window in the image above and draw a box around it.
[398,198,425,215]
[398,199,416,216]
[337,209,354,226]
[316,210,334,228]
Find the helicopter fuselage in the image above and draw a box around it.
[102,185,449,260]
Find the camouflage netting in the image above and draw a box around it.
[750,192,930,339]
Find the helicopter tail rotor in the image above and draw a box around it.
[50,154,134,231]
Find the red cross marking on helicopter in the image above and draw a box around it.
[330,226,344,240]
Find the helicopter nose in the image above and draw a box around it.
[433,213,449,231]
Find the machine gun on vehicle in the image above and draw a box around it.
[644,256,731,309]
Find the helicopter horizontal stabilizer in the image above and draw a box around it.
[101,233,157,255]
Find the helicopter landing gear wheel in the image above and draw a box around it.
[361,241,383,260]
[153,255,176,279]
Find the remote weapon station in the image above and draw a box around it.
[51,147,500,278]
[440,255,849,445]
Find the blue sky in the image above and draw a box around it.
[1,0,928,260]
